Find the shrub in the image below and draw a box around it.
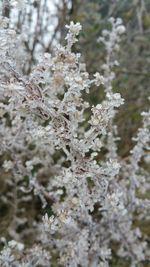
[0,5,150,267]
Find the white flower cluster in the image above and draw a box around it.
[94,72,105,86]
[65,21,82,50]
[99,17,125,55]
[3,160,13,171]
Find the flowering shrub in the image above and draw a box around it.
[0,4,150,267]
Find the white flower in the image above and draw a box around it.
[102,30,109,36]
[65,21,82,36]
[94,72,105,86]
[8,240,24,251]
[100,247,111,260]
[116,18,123,25]
[25,160,34,171]
[116,25,126,35]
[106,92,124,107]
[3,160,13,171]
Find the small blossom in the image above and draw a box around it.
[94,72,105,86]
[65,21,82,35]
[3,160,13,171]
[116,25,126,34]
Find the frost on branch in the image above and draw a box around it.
[0,11,150,267]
